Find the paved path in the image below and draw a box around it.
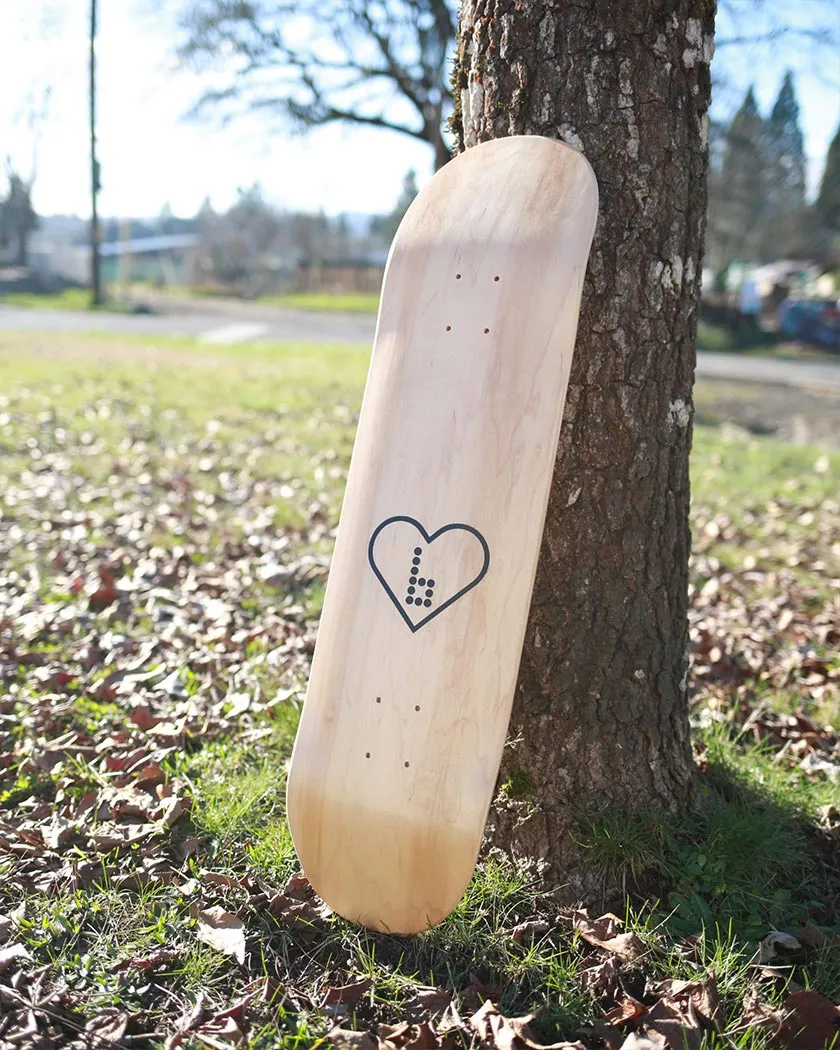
[0,304,374,346]
[2,305,839,392]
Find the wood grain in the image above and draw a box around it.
[286,136,598,933]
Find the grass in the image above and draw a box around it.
[1,286,382,315]
[258,292,380,313]
[0,329,838,1047]
[1,288,99,311]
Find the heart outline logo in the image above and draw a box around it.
[368,516,490,633]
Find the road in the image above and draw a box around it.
[2,304,839,393]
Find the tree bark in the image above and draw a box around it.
[452,0,715,902]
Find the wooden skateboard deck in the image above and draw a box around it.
[287,136,598,933]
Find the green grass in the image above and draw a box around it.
[0,330,837,1047]
[1,288,96,311]
[258,292,380,313]
[1,287,381,315]
[0,288,145,312]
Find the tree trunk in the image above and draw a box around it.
[452,0,715,902]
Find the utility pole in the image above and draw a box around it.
[89,0,102,306]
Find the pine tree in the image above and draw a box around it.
[718,87,765,265]
[762,72,807,258]
[385,170,419,241]
[815,124,840,235]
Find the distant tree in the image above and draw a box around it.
[385,170,419,240]
[0,166,38,267]
[814,125,840,238]
[705,119,731,273]
[761,72,807,258]
[177,0,456,170]
[715,87,766,266]
[193,183,284,290]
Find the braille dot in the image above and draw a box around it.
[424,599,432,607]
[425,589,433,598]
[418,577,426,586]
[409,576,417,585]
[414,547,422,555]
[408,586,416,595]
[412,557,421,566]
[427,578,435,587]
[406,596,414,605]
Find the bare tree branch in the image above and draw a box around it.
[175,0,836,170]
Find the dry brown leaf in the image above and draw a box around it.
[505,919,551,944]
[618,1033,668,1049]
[378,1021,438,1049]
[574,912,644,959]
[580,954,622,998]
[757,930,802,964]
[643,996,703,1050]
[740,990,784,1036]
[603,996,647,1026]
[320,978,374,1022]
[0,943,31,973]
[645,976,724,1030]
[193,1015,247,1049]
[85,1007,130,1045]
[777,989,840,1050]
[403,986,453,1023]
[115,949,177,972]
[266,873,331,928]
[469,1000,585,1050]
[193,905,246,964]
[329,1029,379,1050]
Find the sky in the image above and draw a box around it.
[1,0,838,221]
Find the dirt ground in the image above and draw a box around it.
[695,378,840,447]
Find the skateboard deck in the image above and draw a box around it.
[286,136,598,933]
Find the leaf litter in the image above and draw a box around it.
[0,345,838,1047]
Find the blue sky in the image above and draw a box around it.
[1,0,837,220]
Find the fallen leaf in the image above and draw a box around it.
[645,977,724,1030]
[573,912,644,960]
[193,1014,247,1048]
[505,918,551,944]
[320,978,374,1021]
[0,943,31,973]
[740,990,784,1036]
[777,990,840,1050]
[757,930,802,965]
[85,1008,130,1045]
[469,1000,585,1050]
[580,955,622,998]
[618,1034,668,1049]
[603,996,646,1026]
[404,986,453,1022]
[643,997,703,1050]
[193,905,246,964]
[378,1021,438,1049]
[328,1030,378,1050]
